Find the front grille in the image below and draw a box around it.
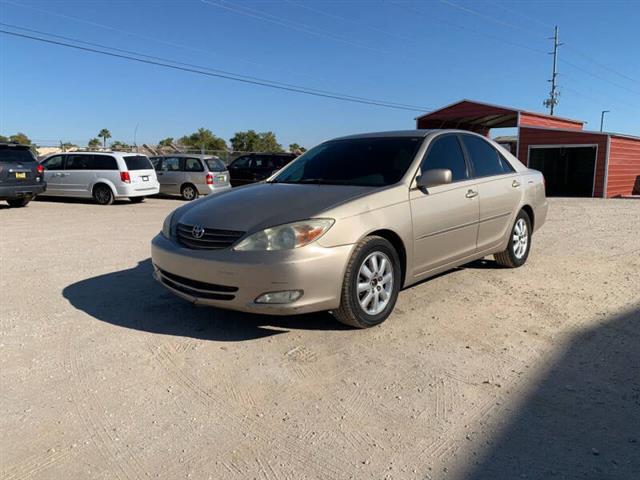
[176,223,245,250]
[157,268,237,301]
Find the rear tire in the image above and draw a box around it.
[494,209,532,268]
[129,196,145,204]
[332,236,401,328]
[7,197,31,207]
[93,184,114,205]
[181,184,198,201]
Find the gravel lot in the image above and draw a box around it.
[1,196,639,480]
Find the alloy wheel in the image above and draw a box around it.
[513,218,528,259]
[357,251,394,315]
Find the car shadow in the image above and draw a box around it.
[463,305,640,479]
[62,259,351,341]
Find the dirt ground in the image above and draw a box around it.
[1,197,639,480]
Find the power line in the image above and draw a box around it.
[0,27,434,112]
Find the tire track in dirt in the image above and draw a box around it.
[147,340,345,479]
[1,446,73,480]
[66,336,148,480]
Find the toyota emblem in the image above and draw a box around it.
[191,225,205,239]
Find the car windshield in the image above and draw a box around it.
[123,155,153,170]
[206,158,226,171]
[272,136,423,186]
[0,146,35,163]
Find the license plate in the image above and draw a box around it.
[217,175,226,183]
[142,176,149,181]
[15,172,26,179]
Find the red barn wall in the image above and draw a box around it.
[519,113,584,130]
[518,127,608,197]
[607,136,640,197]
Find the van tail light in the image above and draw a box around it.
[36,164,44,175]
[206,173,214,185]
[120,171,131,183]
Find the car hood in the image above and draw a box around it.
[178,183,376,232]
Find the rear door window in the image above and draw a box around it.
[251,155,272,169]
[184,158,204,172]
[160,157,181,172]
[42,155,65,170]
[0,146,35,163]
[230,156,251,169]
[66,155,90,170]
[461,135,510,178]
[123,155,153,170]
[421,135,469,182]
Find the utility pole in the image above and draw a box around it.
[543,26,562,115]
[600,110,610,131]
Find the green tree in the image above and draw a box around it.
[158,137,174,147]
[0,134,8,142]
[88,138,101,149]
[98,128,111,148]
[289,143,306,153]
[178,128,226,152]
[9,132,32,145]
[230,130,283,152]
[111,140,130,151]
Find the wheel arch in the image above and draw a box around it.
[521,204,535,231]
[181,182,199,195]
[92,180,117,196]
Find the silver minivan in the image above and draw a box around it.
[150,154,231,200]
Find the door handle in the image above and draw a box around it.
[465,189,478,198]
[512,180,521,188]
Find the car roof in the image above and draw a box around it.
[150,154,221,159]
[330,129,495,141]
[44,151,148,157]
[0,143,31,149]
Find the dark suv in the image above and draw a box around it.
[0,144,46,207]
[228,152,296,187]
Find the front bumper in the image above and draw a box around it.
[151,233,354,315]
[0,182,46,199]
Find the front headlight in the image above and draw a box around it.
[162,211,175,238]
[234,219,334,251]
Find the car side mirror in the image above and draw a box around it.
[416,168,452,189]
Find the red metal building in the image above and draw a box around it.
[416,100,640,198]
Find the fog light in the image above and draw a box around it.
[254,290,303,304]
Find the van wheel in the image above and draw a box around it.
[332,236,401,328]
[495,209,532,268]
[7,197,31,207]
[181,184,198,201]
[129,196,145,204]
[93,184,114,205]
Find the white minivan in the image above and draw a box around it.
[39,151,160,204]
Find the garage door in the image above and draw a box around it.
[528,146,597,197]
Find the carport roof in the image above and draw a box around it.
[416,99,585,129]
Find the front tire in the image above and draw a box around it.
[93,185,114,205]
[180,184,198,201]
[494,209,532,268]
[7,197,31,207]
[332,236,401,328]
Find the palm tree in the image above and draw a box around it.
[98,129,111,148]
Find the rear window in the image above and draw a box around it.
[123,155,153,170]
[206,158,226,171]
[0,146,35,163]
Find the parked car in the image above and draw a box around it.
[152,130,547,328]
[39,152,159,205]
[227,152,295,187]
[149,154,231,200]
[0,143,46,207]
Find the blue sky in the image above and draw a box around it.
[1,0,638,148]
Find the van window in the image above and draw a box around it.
[66,155,90,170]
[42,155,64,170]
[184,158,204,172]
[160,157,181,172]
[205,158,226,171]
[88,155,118,170]
[123,155,153,170]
